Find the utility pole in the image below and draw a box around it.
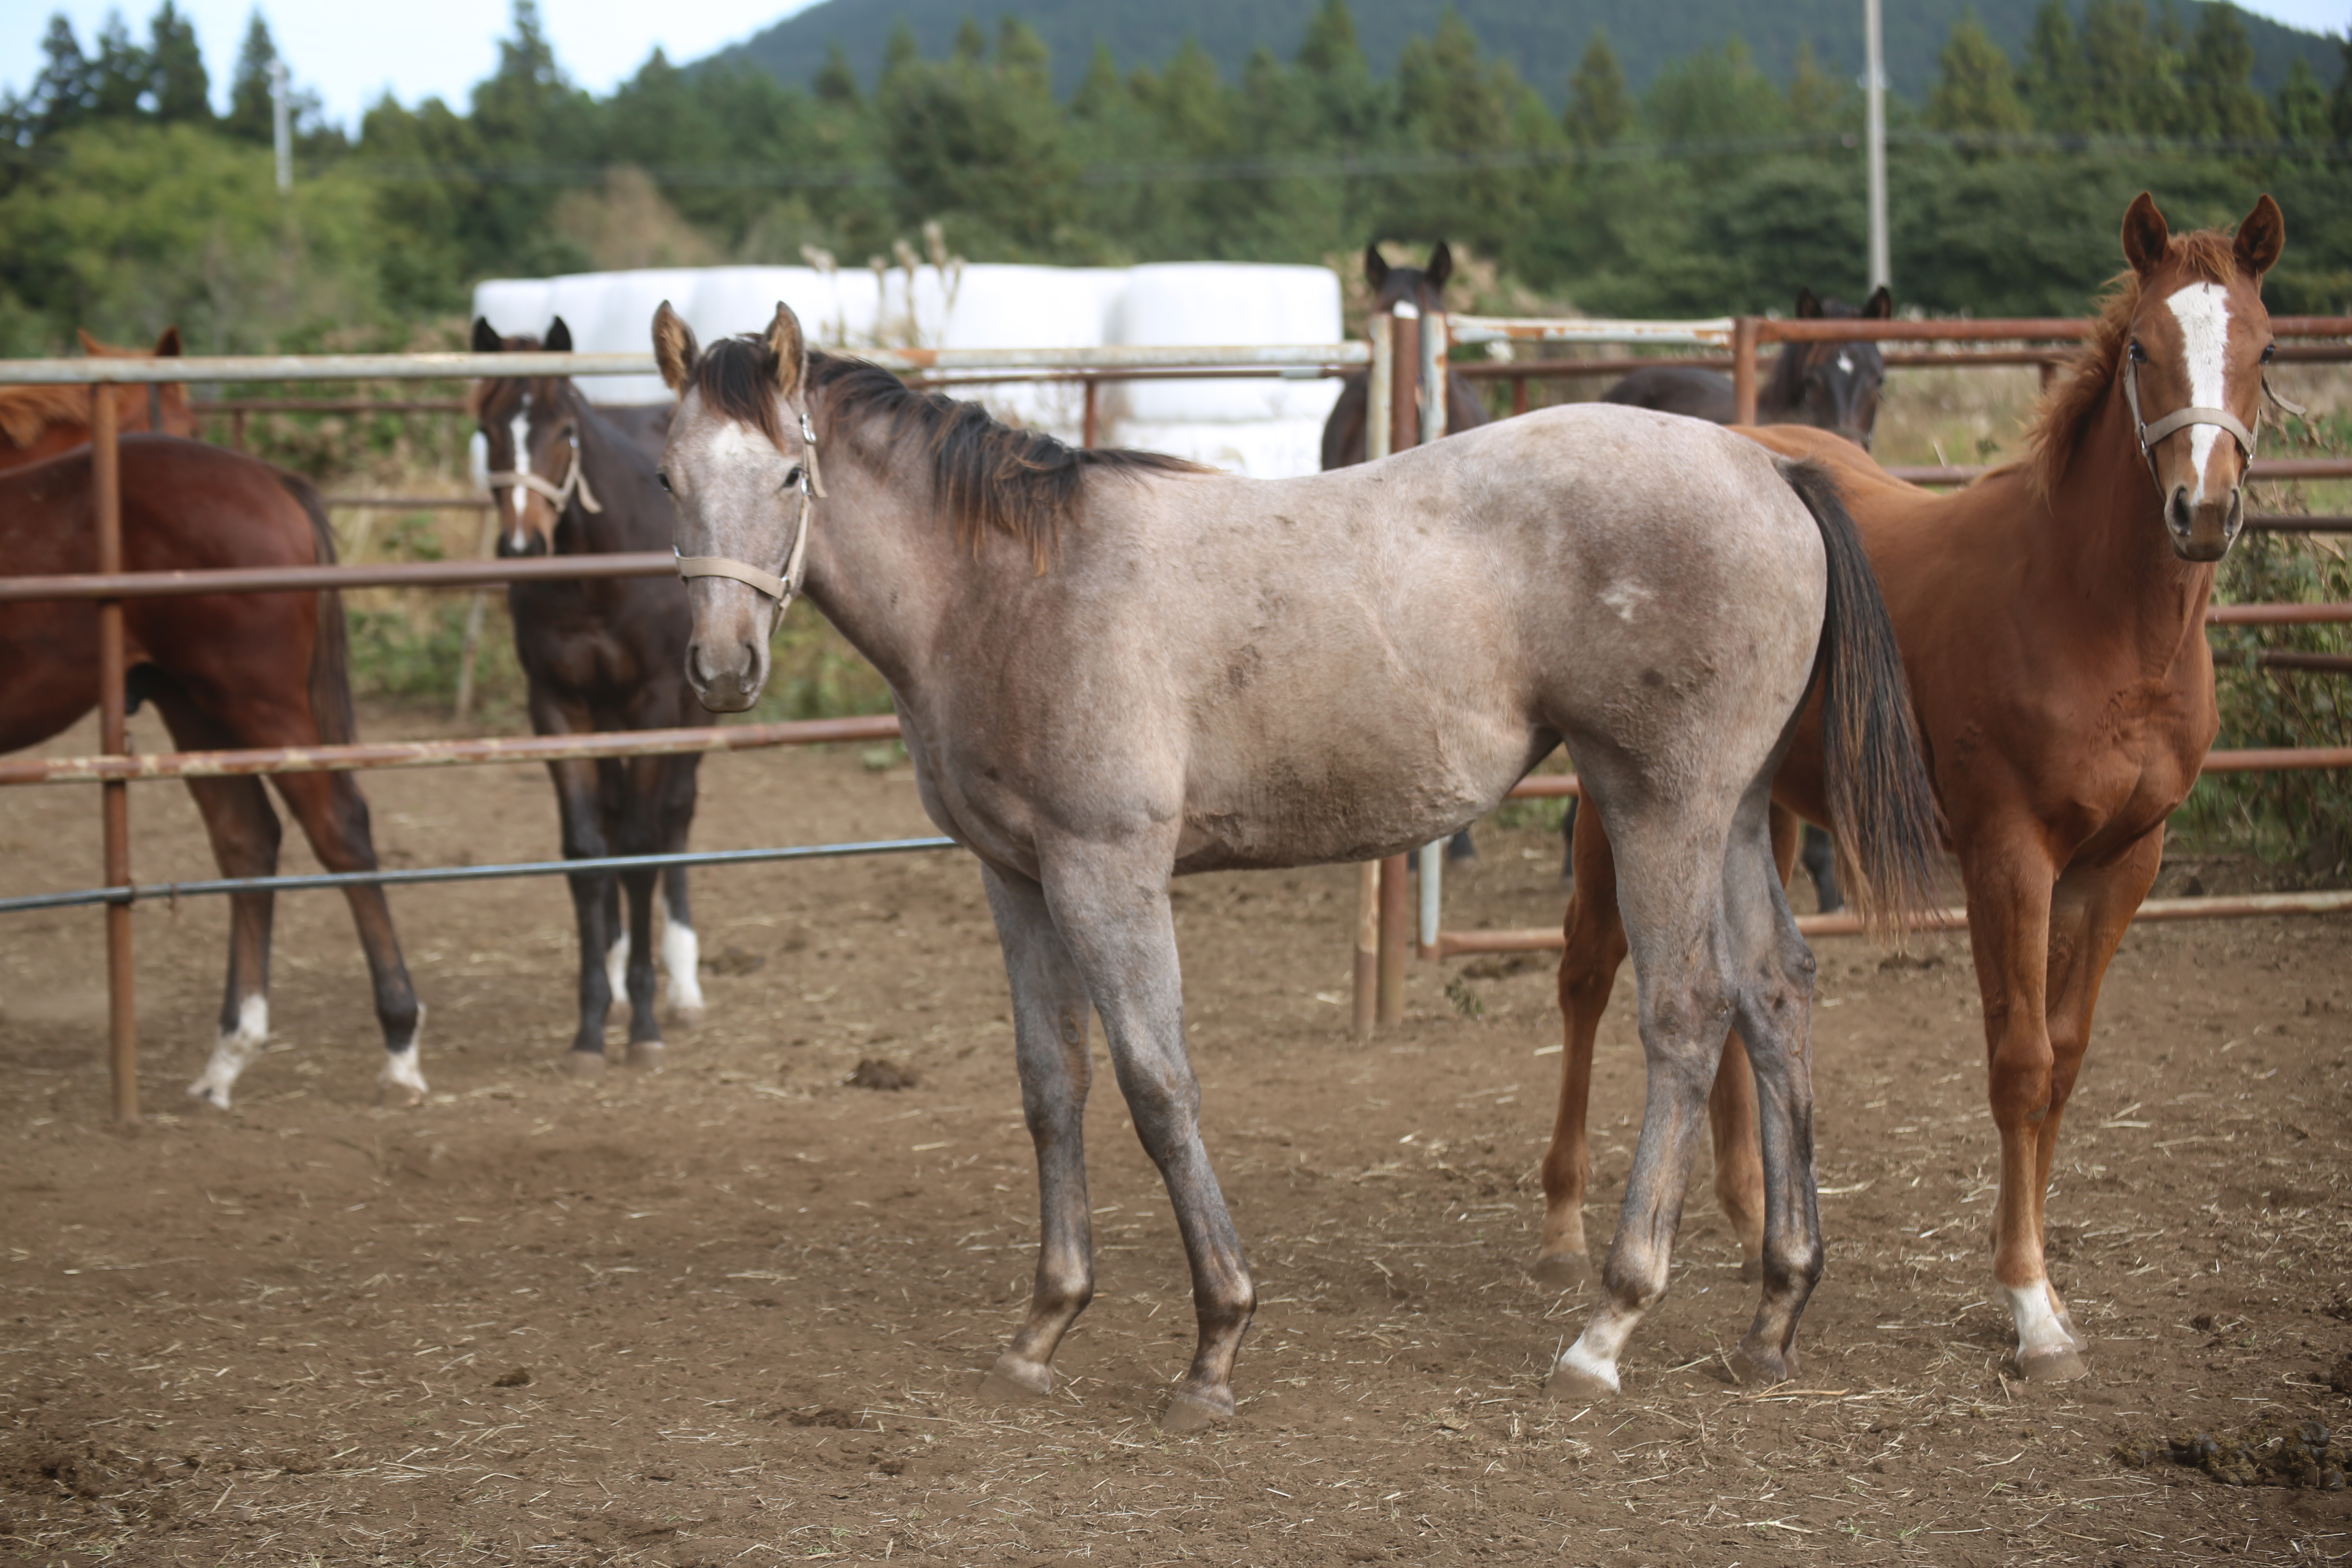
[269,57,291,193]
[1864,0,1889,290]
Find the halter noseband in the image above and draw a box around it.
[2118,352,2273,490]
[673,409,827,608]
[486,434,603,521]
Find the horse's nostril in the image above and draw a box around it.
[2167,487,2193,534]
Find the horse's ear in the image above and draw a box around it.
[77,328,103,355]
[152,326,183,357]
[763,302,807,400]
[1425,241,1452,292]
[652,302,699,394]
[1794,287,1823,319]
[2235,193,2284,279]
[472,317,504,354]
[1363,242,1389,290]
[545,317,573,353]
[2121,192,2170,276]
[1862,285,1893,319]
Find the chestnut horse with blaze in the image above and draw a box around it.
[1541,193,2285,1383]
[0,438,424,1109]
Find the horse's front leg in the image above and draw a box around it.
[974,863,1101,1404]
[1040,851,1252,1430]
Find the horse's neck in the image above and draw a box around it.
[565,396,661,554]
[797,422,972,696]
[1757,349,1807,422]
[2037,381,2215,668]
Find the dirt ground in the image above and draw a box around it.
[2,704,2350,1567]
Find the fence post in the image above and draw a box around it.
[1081,378,1100,450]
[91,385,139,1124]
[1353,316,1395,1038]
[1732,316,1761,426]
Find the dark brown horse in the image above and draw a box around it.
[1318,241,1492,469]
[1603,286,1893,450]
[1540,193,2283,1383]
[0,437,422,1107]
[0,330,199,472]
[470,317,704,1074]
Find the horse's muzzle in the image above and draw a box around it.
[2166,483,2243,563]
[686,636,769,713]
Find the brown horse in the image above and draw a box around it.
[470,318,704,1074]
[0,330,199,472]
[0,436,423,1108]
[1539,192,2283,1384]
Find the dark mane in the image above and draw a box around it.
[2027,229,2239,499]
[691,337,1210,568]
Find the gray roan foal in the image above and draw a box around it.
[652,301,1939,1425]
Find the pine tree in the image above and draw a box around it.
[1296,0,1363,79]
[2080,0,2185,136]
[2021,0,2085,132]
[1784,40,1845,133]
[1565,29,1633,147]
[952,20,987,66]
[1928,9,2030,135]
[225,14,277,143]
[89,11,151,120]
[147,2,210,123]
[881,22,920,85]
[2276,54,2326,141]
[997,18,1050,97]
[813,42,860,107]
[2182,2,2273,142]
[27,14,94,138]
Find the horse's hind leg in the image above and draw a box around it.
[271,769,426,1104]
[1706,803,1809,1284]
[1535,798,1628,1284]
[973,864,1100,1405]
[178,774,282,1110]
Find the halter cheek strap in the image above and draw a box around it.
[486,438,604,519]
[674,410,826,610]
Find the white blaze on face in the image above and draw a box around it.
[506,393,534,551]
[2165,282,2234,501]
[1835,352,1854,376]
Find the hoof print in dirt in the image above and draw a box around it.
[848,1057,917,1091]
[2117,1423,2347,1489]
[705,946,766,976]
[491,1367,532,1388]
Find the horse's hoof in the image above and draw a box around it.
[626,1041,666,1072]
[669,1004,707,1032]
[1543,1361,1617,1402]
[1528,1252,1590,1288]
[2016,1344,2089,1382]
[376,1079,428,1109]
[561,1050,608,1079]
[1728,1344,1801,1387]
[973,1357,1051,1405]
[1159,1389,1234,1433]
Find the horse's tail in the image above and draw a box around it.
[1775,457,1942,937]
[273,470,359,748]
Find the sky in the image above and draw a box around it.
[2,0,2346,132]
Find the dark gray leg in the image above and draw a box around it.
[545,757,617,1069]
[1035,851,1254,1430]
[1800,824,1842,912]
[975,863,1100,1403]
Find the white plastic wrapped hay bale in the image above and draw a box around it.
[931,265,1126,440]
[1100,263,1342,476]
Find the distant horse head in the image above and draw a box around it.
[0,327,195,468]
[2032,192,2282,563]
[1363,240,1454,320]
[1768,287,1891,451]
[470,316,598,558]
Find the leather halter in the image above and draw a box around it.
[486,435,603,521]
[674,409,827,608]
[2119,352,2258,489]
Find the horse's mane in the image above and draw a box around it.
[2027,229,2240,499]
[689,338,1209,568]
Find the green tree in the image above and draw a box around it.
[88,12,151,120]
[2275,55,2326,142]
[2021,0,2086,132]
[813,42,860,107]
[225,15,278,143]
[2182,3,2273,141]
[1642,37,1786,145]
[24,15,94,139]
[1565,29,1633,148]
[1928,9,2030,135]
[1784,40,1846,134]
[148,3,210,124]
[2079,0,2185,136]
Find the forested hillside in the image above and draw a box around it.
[722,0,2339,104]
[5,0,2352,357]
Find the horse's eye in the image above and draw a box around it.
[2261,342,2277,364]
[2128,339,2148,364]
[784,465,805,491]
[655,472,672,493]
